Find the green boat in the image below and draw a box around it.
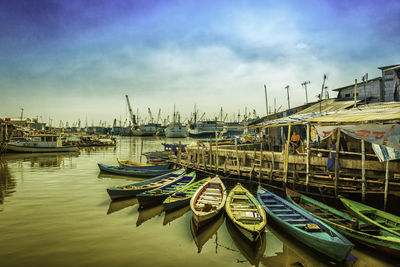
[287,188,400,258]
[339,196,400,238]
[163,177,211,211]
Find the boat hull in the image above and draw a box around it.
[98,163,175,178]
[6,144,79,153]
[165,126,188,138]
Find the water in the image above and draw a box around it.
[0,137,397,267]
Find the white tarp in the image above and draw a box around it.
[314,124,400,150]
[372,143,400,162]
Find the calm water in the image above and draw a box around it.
[0,136,398,267]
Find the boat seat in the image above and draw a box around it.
[236,211,262,222]
[231,208,258,212]
[360,209,376,214]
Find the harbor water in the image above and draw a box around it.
[0,136,397,267]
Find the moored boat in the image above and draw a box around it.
[339,196,400,237]
[163,177,211,211]
[190,176,227,229]
[137,172,196,207]
[98,163,176,178]
[106,168,186,200]
[6,134,79,153]
[117,158,170,170]
[225,183,266,242]
[286,188,400,258]
[257,186,353,262]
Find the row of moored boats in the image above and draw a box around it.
[99,162,400,262]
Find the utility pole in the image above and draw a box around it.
[264,84,269,116]
[362,73,368,104]
[319,74,327,113]
[301,81,310,104]
[285,85,290,110]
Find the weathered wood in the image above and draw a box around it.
[235,139,241,177]
[209,141,212,168]
[334,129,341,197]
[259,142,263,181]
[283,123,291,184]
[361,139,366,202]
[306,123,310,192]
[384,160,389,211]
[215,132,219,172]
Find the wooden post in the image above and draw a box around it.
[224,151,227,174]
[306,123,310,192]
[384,160,389,211]
[259,142,263,180]
[270,137,275,182]
[196,146,200,169]
[209,141,212,169]
[235,138,241,177]
[283,124,292,185]
[140,139,144,163]
[361,139,366,202]
[177,141,181,164]
[334,129,341,197]
[202,146,205,169]
[215,131,219,172]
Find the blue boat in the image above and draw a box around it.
[137,172,196,207]
[98,163,176,178]
[117,158,171,170]
[106,168,186,200]
[257,186,353,262]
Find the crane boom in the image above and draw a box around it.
[148,108,154,123]
[125,95,136,125]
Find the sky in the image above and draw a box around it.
[1,0,399,127]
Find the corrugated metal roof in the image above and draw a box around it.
[295,99,355,115]
[307,102,400,123]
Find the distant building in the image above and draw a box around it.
[333,64,400,102]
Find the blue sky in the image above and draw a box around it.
[1,0,399,126]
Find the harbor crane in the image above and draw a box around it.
[156,108,161,124]
[148,108,154,123]
[125,95,136,126]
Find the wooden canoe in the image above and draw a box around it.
[339,196,400,238]
[225,183,266,242]
[98,163,176,178]
[287,188,400,258]
[137,171,196,207]
[258,186,353,262]
[190,176,227,229]
[117,158,171,170]
[163,177,211,211]
[106,168,186,200]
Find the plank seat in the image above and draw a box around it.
[231,208,258,212]
[270,209,292,213]
[302,206,320,209]
[360,209,376,214]
[312,212,332,215]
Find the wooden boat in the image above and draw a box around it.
[163,177,211,211]
[257,186,353,262]
[137,172,196,207]
[6,134,79,153]
[190,213,225,253]
[117,158,171,169]
[339,196,400,237]
[98,163,177,178]
[287,188,400,258]
[190,176,227,229]
[225,218,266,267]
[106,168,186,200]
[225,183,266,242]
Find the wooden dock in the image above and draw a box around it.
[171,141,400,207]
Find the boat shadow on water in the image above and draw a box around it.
[163,205,191,226]
[225,218,266,267]
[107,197,139,215]
[190,212,225,253]
[136,204,164,227]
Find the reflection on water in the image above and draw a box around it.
[0,160,16,208]
[107,198,138,215]
[163,205,191,225]
[190,213,225,253]
[136,204,164,227]
[226,219,266,267]
[0,136,397,267]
